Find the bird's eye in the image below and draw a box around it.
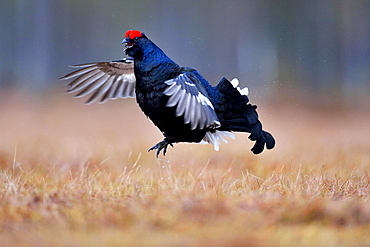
[134,37,139,41]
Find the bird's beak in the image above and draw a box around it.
[121,37,129,44]
[122,37,134,50]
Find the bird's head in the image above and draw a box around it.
[122,30,148,57]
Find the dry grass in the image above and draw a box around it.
[0,89,369,246]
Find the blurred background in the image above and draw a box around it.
[1,0,369,108]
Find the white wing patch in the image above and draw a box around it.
[201,131,235,151]
[164,74,220,130]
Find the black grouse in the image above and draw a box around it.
[61,30,275,157]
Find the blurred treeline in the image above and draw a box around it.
[0,0,369,106]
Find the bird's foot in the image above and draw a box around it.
[148,138,176,158]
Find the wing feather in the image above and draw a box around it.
[102,75,120,100]
[62,65,98,80]
[68,71,105,94]
[61,59,135,104]
[166,85,182,107]
[164,73,220,130]
[67,69,101,91]
[174,89,187,116]
[74,73,110,97]
[86,76,115,104]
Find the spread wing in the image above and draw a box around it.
[60,58,135,104]
[163,73,220,130]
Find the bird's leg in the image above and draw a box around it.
[148,137,177,157]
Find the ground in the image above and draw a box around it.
[0,90,369,246]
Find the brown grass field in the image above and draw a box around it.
[0,89,369,246]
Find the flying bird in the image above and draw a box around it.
[61,30,275,157]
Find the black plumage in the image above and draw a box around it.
[61,30,275,157]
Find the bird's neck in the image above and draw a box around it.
[133,41,180,83]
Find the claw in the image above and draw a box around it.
[148,138,175,158]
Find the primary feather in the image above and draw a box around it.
[61,30,275,157]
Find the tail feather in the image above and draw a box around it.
[251,135,266,154]
[249,121,262,141]
[263,131,275,150]
[251,131,276,154]
[215,77,275,154]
